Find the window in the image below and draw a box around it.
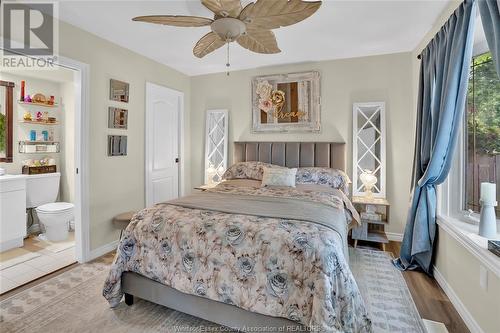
[465,52,500,215]
[0,81,14,163]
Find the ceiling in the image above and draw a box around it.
[58,0,452,76]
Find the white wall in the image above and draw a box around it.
[190,53,414,235]
[58,21,192,250]
[1,18,192,251]
[60,80,75,203]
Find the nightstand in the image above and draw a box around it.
[351,196,390,251]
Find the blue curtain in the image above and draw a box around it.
[393,0,477,274]
[478,0,500,77]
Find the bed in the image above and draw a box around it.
[103,142,372,332]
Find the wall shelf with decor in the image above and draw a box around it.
[19,120,59,125]
[18,141,60,153]
[17,101,59,108]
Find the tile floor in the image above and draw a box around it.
[0,235,76,294]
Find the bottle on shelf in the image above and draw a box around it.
[20,80,25,101]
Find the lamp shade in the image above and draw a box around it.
[360,169,377,197]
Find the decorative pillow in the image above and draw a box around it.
[295,167,351,195]
[222,161,284,181]
[261,167,297,187]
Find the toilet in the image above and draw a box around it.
[26,172,74,242]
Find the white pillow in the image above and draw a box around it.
[261,167,297,187]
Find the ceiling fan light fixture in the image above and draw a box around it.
[132,0,322,70]
[211,18,246,42]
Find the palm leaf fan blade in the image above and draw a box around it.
[202,0,243,18]
[132,15,213,27]
[237,29,281,54]
[193,32,226,58]
[240,0,321,29]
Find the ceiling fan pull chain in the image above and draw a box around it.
[226,38,231,76]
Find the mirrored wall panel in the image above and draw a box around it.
[109,79,129,103]
[108,135,127,156]
[352,102,386,198]
[204,110,228,185]
[108,107,128,129]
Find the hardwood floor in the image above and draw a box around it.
[1,243,469,333]
[376,240,469,333]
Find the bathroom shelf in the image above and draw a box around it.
[19,141,60,153]
[19,120,59,125]
[18,101,58,108]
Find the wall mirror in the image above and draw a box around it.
[108,135,127,156]
[109,79,129,103]
[252,71,320,132]
[108,107,128,129]
[0,81,14,162]
[204,110,228,185]
[352,102,386,198]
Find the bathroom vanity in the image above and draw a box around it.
[0,175,27,251]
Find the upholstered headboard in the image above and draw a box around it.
[233,142,346,171]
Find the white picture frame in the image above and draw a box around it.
[204,109,229,185]
[352,102,386,198]
[252,71,321,133]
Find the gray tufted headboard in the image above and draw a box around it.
[233,142,346,171]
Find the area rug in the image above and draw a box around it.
[0,249,426,333]
[349,248,426,333]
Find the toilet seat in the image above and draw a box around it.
[36,202,74,214]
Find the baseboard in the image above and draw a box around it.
[433,266,484,333]
[386,232,403,242]
[88,240,119,261]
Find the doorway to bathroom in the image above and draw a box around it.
[0,57,88,294]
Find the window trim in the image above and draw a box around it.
[0,80,14,163]
[437,117,500,279]
[439,51,500,224]
[464,53,499,216]
[436,215,500,278]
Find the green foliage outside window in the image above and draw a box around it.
[467,52,500,155]
[0,112,5,154]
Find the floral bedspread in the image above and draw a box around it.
[103,185,371,332]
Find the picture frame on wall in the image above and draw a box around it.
[252,71,321,133]
[108,135,127,156]
[110,79,129,103]
[108,107,128,129]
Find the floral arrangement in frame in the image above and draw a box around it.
[252,71,320,132]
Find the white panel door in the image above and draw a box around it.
[146,82,181,206]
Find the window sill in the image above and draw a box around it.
[437,215,500,277]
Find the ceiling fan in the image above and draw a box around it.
[133,0,322,71]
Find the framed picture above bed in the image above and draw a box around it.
[252,71,321,133]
